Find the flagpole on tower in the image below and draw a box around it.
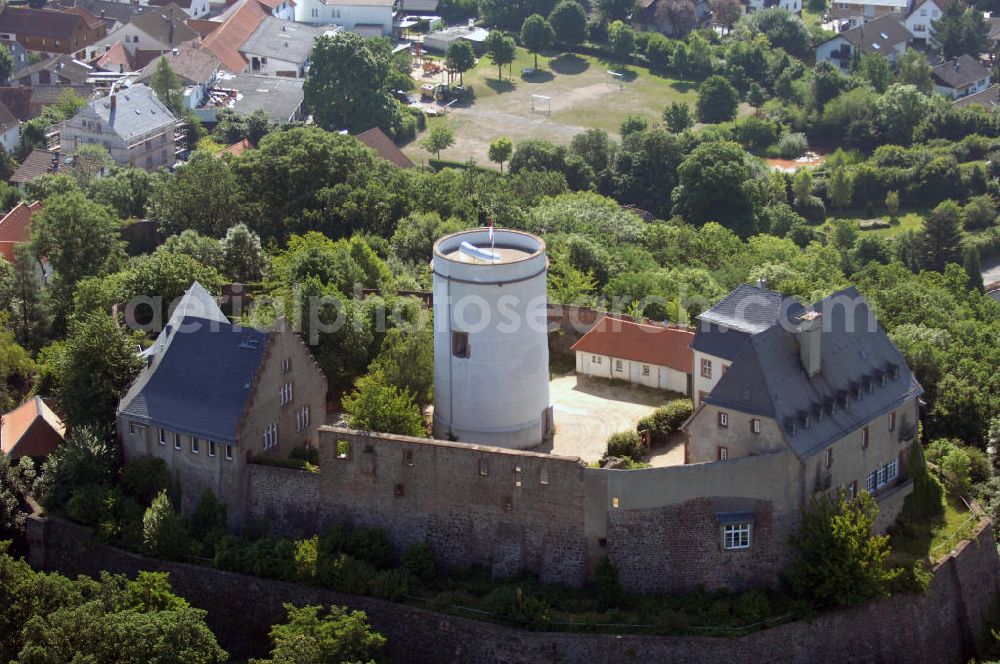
[488,217,495,261]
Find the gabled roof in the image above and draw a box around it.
[834,14,912,55]
[954,83,1000,108]
[137,41,221,85]
[702,287,923,460]
[932,54,991,89]
[209,73,304,122]
[140,280,228,358]
[1,397,66,458]
[216,137,251,157]
[10,149,59,185]
[0,87,32,121]
[201,0,270,73]
[80,83,177,141]
[121,3,198,46]
[357,127,414,168]
[696,283,801,334]
[240,17,325,64]
[53,0,151,29]
[14,54,94,85]
[570,316,694,374]
[0,6,100,40]
[118,314,269,444]
[95,41,134,72]
[908,0,955,16]
[0,200,42,262]
[0,102,17,133]
[28,84,95,109]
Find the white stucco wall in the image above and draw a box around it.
[294,0,392,35]
[576,352,688,393]
[692,350,730,408]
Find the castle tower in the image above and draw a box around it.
[431,228,551,449]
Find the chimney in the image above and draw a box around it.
[796,311,822,378]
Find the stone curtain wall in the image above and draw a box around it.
[26,515,1000,664]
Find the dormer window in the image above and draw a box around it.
[803,414,811,429]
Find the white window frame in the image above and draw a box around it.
[723,523,751,550]
[209,440,216,457]
[641,364,650,376]
[701,358,712,378]
[615,359,623,373]
[719,446,728,461]
[226,444,233,461]
[751,418,761,434]
[159,428,166,445]
[192,437,200,454]
[888,411,896,432]
[174,433,181,450]
[718,412,729,428]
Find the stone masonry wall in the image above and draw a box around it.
[26,515,1000,664]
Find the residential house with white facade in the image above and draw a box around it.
[572,316,694,395]
[903,0,953,43]
[96,4,198,59]
[815,14,911,73]
[831,0,912,25]
[932,54,992,99]
[295,0,394,36]
[60,83,181,170]
[135,41,222,110]
[240,18,328,77]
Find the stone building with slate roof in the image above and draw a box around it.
[117,282,328,519]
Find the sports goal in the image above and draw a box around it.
[606,70,625,91]
[531,94,551,115]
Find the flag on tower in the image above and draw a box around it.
[488,217,494,248]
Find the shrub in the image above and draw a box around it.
[605,430,644,461]
[348,527,394,570]
[645,34,673,70]
[777,132,808,159]
[793,195,826,224]
[402,542,436,582]
[120,457,170,506]
[733,590,770,624]
[295,536,319,581]
[66,484,109,527]
[481,586,551,628]
[189,488,224,540]
[318,553,377,595]
[369,568,412,601]
[96,490,145,551]
[962,194,997,231]
[637,399,694,445]
[142,490,189,560]
[594,556,622,610]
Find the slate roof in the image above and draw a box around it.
[139,281,228,358]
[691,284,805,361]
[137,41,221,85]
[835,14,912,55]
[53,0,150,30]
[0,87,31,121]
[357,127,414,168]
[240,17,325,64]
[211,73,304,122]
[83,83,177,141]
[0,200,42,262]
[932,54,991,90]
[399,0,438,12]
[119,312,268,444]
[1,396,66,458]
[14,54,94,85]
[10,149,59,185]
[571,316,694,373]
[0,6,99,40]
[702,287,923,460]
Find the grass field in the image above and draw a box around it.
[821,208,927,239]
[403,47,716,167]
[888,472,977,568]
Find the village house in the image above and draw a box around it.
[199,0,272,74]
[9,150,61,192]
[239,18,328,78]
[148,0,212,20]
[830,0,912,25]
[196,73,305,123]
[59,83,181,171]
[1,397,66,459]
[117,282,328,516]
[97,4,198,63]
[815,14,912,73]
[294,0,395,36]
[742,0,802,15]
[903,0,953,43]
[954,83,1000,109]
[571,316,693,394]
[0,102,18,154]
[135,42,222,110]
[13,55,94,87]
[633,0,712,36]
[1,40,28,78]
[0,6,107,59]
[932,54,992,99]
[685,286,922,535]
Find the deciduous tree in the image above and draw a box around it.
[342,370,425,437]
[521,14,554,69]
[485,30,517,80]
[445,39,476,85]
[696,75,739,123]
[421,123,455,159]
[548,0,587,48]
[919,199,964,272]
[488,136,514,172]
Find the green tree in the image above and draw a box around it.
[161,229,224,268]
[421,123,455,159]
[488,136,514,173]
[896,49,933,94]
[569,128,615,173]
[662,101,693,133]
[485,30,517,80]
[608,20,636,64]
[87,166,153,219]
[672,141,757,237]
[827,166,853,211]
[0,42,13,85]
[598,0,636,20]
[222,223,266,282]
[874,85,929,145]
[747,82,766,113]
[50,313,143,429]
[738,7,811,57]
[142,490,189,560]
[885,190,900,220]
[148,150,249,237]
[368,326,433,406]
[445,39,476,85]
[9,243,51,351]
[259,604,386,664]
[0,454,34,537]
[548,0,587,48]
[479,0,559,30]
[389,211,463,263]
[521,14,554,69]
[304,32,402,136]
[342,370,425,437]
[70,145,115,189]
[857,53,892,93]
[619,114,647,137]
[696,75,739,124]
[34,426,117,510]
[919,199,964,272]
[31,191,122,298]
[150,57,184,114]
[788,490,900,606]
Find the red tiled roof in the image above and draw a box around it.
[186,18,220,37]
[201,0,269,73]
[0,6,98,40]
[96,41,133,72]
[62,6,105,29]
[570,316,694,374]
[0,396,66,459]
[0,200,43,263]
[357,127,414,169]
[216,138,251,157]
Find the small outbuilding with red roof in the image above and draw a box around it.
[1,396,66,459]
[0,200,42,264]
[570,315,694,394]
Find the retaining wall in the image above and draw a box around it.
[26,515,1000,664]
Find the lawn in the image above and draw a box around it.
[403,47,706,167]
[821,207,928,240]
[888,472,977,568]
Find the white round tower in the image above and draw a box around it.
[432,228,551,449]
